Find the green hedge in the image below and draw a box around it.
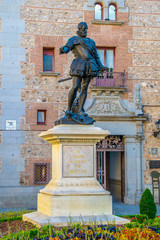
[139,188,157,219]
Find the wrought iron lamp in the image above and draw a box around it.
[154,120,160,137]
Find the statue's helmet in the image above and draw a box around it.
[77,22,88,30]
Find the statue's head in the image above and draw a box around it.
[77,22,88,38]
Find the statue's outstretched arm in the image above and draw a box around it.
[59,46,69,54]
[59,37,75,54]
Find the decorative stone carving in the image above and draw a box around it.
[135,85,143,116]
[135,121,143,140]
[97,136,124,151]
[86,96,135,117]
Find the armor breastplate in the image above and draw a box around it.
[72,44,89,60]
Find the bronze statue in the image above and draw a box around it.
[57,22,106,125]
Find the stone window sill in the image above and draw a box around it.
[90,86,126,94]
[91,20,124,26]
[40,72,60,77]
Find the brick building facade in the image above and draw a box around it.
[0,0,160,208]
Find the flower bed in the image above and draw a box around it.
[0,212,160,239]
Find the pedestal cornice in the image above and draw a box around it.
[39,124,110,144]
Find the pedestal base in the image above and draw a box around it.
[23,212,130,228]
[38,193,112,217]
[23,125,130,227]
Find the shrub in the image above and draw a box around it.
[125,222,140,229]
[135,214,148,223]
[139,188,157,219]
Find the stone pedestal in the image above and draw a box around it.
[23,124,129,227]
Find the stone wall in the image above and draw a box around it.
[20,0,160,197]
[0,0,159,207]
[19,0,132,193]
[126,0,160,187]
[0,0,27,208]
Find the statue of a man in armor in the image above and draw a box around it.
[59,22,106,116]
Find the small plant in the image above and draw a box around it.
[139,188,157,219]
[0,209,34,223]
[135,214,148,223]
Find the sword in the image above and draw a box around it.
[58,77,72,83]
[58,68,107,83]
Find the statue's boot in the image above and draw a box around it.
[78,109,88,116]
[65,110,72,116]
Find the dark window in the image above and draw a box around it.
[37,110,46,125]
[34,163,49,184]
[43,48,54,72]
[109,4,116,21]
[150,161,160,169]
[95,3,103,20]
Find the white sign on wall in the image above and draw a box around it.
[6,120,16,130]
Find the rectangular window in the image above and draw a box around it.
[37,110,46,125]
[150,161,160,169]
[34,163,49,184]
[43,48,54,72]
[97,48,114,71]
[96,48,115,87]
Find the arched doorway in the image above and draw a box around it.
[96,135,125,202]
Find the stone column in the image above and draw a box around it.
[135,135,143,203]
[103,7,109,20]
[124,136,137,204]
[124,133,143,204]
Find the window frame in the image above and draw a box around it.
[97,47,115,71]
[34,163,50,185]
[37,110,46,125]
[43,48,54,72]
[96,47,115,87]
[94,2,103,20]
[108,3,117,21]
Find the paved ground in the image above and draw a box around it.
[1,201,160,215]
[113,201,160,215]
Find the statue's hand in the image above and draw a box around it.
[100,66,107,72]
[59,46,69,54]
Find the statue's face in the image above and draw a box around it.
[78,24,88,38]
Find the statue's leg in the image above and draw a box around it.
[67,76,81,112]
[78,77,91,114]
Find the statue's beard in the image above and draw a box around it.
[77,30,87,38]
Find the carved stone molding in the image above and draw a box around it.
[86,95,135,117]
[97,136,124,151]
[91,20,124,25]
[135,85,143,116]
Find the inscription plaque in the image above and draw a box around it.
[63,145,94,177]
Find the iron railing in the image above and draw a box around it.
[91,70,125,87]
